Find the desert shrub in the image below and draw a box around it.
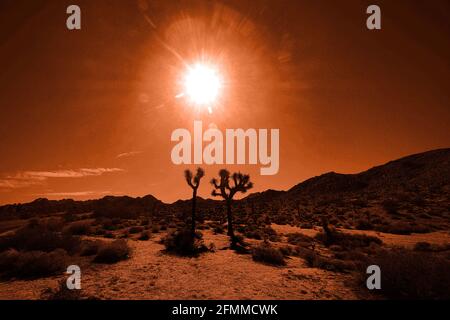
[103,232,114,239]
[65,220,92,235]
[93,240,131,263]
[252,243,286,266]
[286,233,314,247]
[363,248,450,299]
[300,249,354,272]
[128,226,144,234]
[0,225,80,254]
[300,222,313,229]
[279,245,305,257]
[163,229,208,257]
[315,230,382,249]
[212,224,225,234]
[356,218,373,230]
[79,240,102,256]
[151,225,160,233]
[138,231,151,241]
[414,241,432,252]
[0,248,67,279]
[414,242,450,253]
[382,199,400,215]
[377,222,431,235]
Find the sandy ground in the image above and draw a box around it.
[1,225,449,300]
[0,230,359,300]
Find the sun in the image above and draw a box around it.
[183,63,222,107]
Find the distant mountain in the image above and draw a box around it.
[1,149,449,232]
[286,148,449,198]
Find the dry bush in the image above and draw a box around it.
[79,240,102,256]
[0,225,80,254]
[299,249,354,272]
[252,243,286,266]
[128,226,144,234]
[286,233,314,247]
[0,248,67,279]
[64,220,92,235]
[414,241,450,253]
[138,231,151,241]
[163,229,208,257]
[93,240,131,263]
[377,221,432,235]
[315,229,382,249]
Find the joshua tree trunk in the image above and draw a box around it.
[226,199,234,238]
[191,189,197,236]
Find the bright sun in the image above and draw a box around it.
[183,63,222,106]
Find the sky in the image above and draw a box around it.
[0,0,449,205]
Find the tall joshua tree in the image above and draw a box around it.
[184,168,205,236]
[211,169,253,245]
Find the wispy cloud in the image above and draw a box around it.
[116,151,143,159]
[0,168,124,190]
[39,191,113,197]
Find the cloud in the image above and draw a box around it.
[39,191,113,197]
[22,168,124,178]
[116,151,143,159]
[0,168,124,190]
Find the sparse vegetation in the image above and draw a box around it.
[163,229,208,257]
[363,248,450,299]
[0,248,67,279]
[252,242,286,266]
[93,240,131,264]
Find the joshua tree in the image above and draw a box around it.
[211,169,253,246]
[184,168,205,236]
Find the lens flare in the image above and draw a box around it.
[183,63,222,106]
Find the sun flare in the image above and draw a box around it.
[183,63,222,107]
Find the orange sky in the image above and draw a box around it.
[0,0,449,205]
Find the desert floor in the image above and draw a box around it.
[1,224,449,300]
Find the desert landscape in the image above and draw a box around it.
[0,148,449,300]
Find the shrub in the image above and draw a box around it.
[379,222,432,235]
[138,231,151,241]
[414,241,432,252]
[356,218,373,230]
[163,229,208,257]
[0,248,67,279]
[315,230,382,249]
[103,232,114,239]
[79,240,102,256]
[93,240,131,263]
[363,248,450,299]
[382,199,400,215]
[64,221,92,235]
[0,225,80,254]
[128,226,144,234]
[151,225,160,233]
[286,233,314,247]
[252,243,286,266]
[300,249,354,272]
[213,224,225,234]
